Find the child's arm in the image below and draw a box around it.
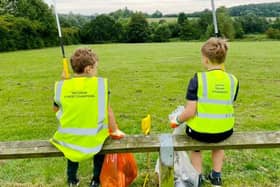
[170,100,197,128]
[108,104,125,139]
[178,100,197,122]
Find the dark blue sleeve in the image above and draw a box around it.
[234,81,239,101]
[186,73,198,101]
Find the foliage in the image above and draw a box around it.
[216,7,235,39]
[186,2,280,18]
[151,10,163,18]
[127,13,149,43]
[229,2,280,17]
[179,19,197,40]
[81,14,123,43]
[168,22,180,38]
[152,23,171,42]
[266,28,280,39]
[59,13,92,28]
[109,7,134,19]
[0,0,57,51]
[237,13,269,34]
[177,12,187,25]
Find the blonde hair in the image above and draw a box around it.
[201,37,228,64]
[70,48,99,73]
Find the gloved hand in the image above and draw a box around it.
[170,115,182,128]
[110,129,125,139]
[169,106,185,128]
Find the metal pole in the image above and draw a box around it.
[211,0,219,37]
[52,0,69,78]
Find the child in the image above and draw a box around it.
[51,48,125,187]
[170,38,239,187]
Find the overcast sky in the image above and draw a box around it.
[44,0,280,15]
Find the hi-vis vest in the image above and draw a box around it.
[50,77,109,162]
[187,70,238,134]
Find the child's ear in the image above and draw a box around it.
[84,65,91,73]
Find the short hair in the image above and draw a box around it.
[70,48,98,73]
[201,37,228,64]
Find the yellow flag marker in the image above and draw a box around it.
[141,114,151,135]
[141,114,151,187]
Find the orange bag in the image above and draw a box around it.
[100,153,138,187]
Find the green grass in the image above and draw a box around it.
[0,41,280,186]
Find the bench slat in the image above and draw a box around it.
[0,131,280,159]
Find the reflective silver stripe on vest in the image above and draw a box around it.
[53,139,103,154]
[98,78,106,126]
[55,80,64,106]
[56,110,63,119]
[197,113,234,118]
[198,98,232,105]
[58,124,108,135]
[200,72,234,105]
[229,74,235,101]
[201,72,207,98]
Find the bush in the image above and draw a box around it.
[266,28,280,39]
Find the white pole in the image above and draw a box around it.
[211,0,219,37]
[53,0,62,38]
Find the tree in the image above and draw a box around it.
[238,13,268,34]
[151,10,163,18]
[233,20,244,39]
[177,12,187,25]
[179,18,194,40]
[216,7,235,39]
[168,22,180,38]
[197,10,213,39]
[152,23,171,42]
[266,28,280,39]
[81,14,121,43]
[127,13,149,43]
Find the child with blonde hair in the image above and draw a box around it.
[170,38,239,187]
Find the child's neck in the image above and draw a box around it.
[74,73,96,77]
[207,63,225,71]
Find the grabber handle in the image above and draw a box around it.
[62,58,70,79]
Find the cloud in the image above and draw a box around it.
[44,0,280,14]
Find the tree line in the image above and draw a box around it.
[0,0,280,52]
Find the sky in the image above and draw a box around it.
[44,0,280,15]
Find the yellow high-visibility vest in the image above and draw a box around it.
[50,77,109,162]
[187,70,238,133]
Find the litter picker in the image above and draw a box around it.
[211,0,219,37]
[53,0,70,78]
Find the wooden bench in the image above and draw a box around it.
[1,131,280,186]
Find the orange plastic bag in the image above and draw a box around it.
[100,153,138,187]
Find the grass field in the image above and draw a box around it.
[0,41,280,186]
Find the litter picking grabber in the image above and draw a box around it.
[211,0,219,37]
[53,0,70,78]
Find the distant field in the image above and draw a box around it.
[0,41,280,186]
[147,17,177,23]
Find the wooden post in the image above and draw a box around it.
[159,134,174,187]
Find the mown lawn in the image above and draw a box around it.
[0,41,280,186]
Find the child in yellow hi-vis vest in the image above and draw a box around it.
[51,48,125,187]
[170,38,239,187]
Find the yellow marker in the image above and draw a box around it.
[63,58,70,79]
[141,114,151,135]
[141,114,151,187]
